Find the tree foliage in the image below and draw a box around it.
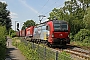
[48,8,65,20]
[74,29,90,42]
[0,26,6,60]
[0,2,12,33]
[78,0,90,9]
[83,7,90,30]
[9,29,16,37]
[22,20,35,30]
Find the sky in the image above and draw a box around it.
[0,0,69,30]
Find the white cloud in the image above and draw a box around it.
[65,0,71,1]
[0,0,6,3]
[19,0,40,15]
[10,12,18,18]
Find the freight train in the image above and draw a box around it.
[16,20,70,47]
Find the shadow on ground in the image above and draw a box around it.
[5,48,19,60]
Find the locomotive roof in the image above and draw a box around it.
[35,20,67,27]
[52,20,67,24]
[41,20,67,24]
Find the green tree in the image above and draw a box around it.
[0,2,12,33]
[71,20,84,34]
[48,8,65,20]
[22,20,35,30]
[0,26,7,60]
[64,0,85,20]
[74,29,90,42]
[9,28,15,35]
[78,0,90,9]
[83,7,90,29]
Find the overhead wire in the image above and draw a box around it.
[39,0,50,13]
[31,0,65,23]
[41,0,60,14]
[31,0,50,20]
[32,0,60,20]
[43,1,65,19]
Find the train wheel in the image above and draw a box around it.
[31,39,32,42]
[44,41,48,45]
[49,44,52,48]
[46,42,49,46]
[63,42,66,46]
[47,43,53,48]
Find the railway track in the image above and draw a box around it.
[64,48,90,60]
[54,46,90,60]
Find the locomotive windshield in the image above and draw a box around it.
[54,23,68,31]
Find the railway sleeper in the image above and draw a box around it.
[65,50,90,60]
[67,48,90,56]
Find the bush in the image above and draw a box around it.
[11,32,16,38]
[9,29,16,38]
[70,33,74,41]
[0,26,7,60]
[74,29,90,42]
[9,29,15,35]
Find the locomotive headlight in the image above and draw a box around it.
[52,33,54,37]
[30,34,32,36]
[59,34,63,36]
[68,35,70,37]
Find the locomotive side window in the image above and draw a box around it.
[46,25,50,31]
[48,26,50,31]
[46,26,48,30]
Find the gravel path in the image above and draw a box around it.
[5,37,26,60]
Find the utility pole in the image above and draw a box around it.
[15,21,18,31]
[38,15,46,23]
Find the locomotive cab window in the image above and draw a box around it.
[54,24,61,30]
[54,23,68,31]
[61,23,68,30]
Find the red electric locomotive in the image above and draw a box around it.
[32,20,70,46]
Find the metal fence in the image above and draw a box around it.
[20,39,72,60]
